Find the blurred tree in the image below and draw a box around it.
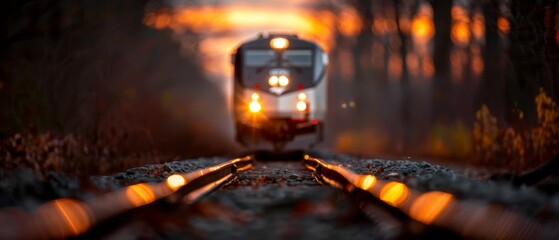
[394,0,418,151]
[350,0,375,119]
[430,0,452,123]
[478,0,505,121]
[0,0,231,157]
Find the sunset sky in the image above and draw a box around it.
[145,0,338,107]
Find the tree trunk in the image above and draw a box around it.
[478,0,505,121]
[352,0,374,118]
[394,0,411,152]
[431,0,453,123]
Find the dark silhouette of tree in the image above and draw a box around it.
[350,0,375,118]
[0,0,232,157]
[478,0,505,121]
[430,0,453,123]
[394,0,417,152]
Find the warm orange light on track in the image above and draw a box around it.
[410,191,454,224]
[380,182,409,207]
[126,184,156,207]
[38,199,91,237]
[357,175,377,190]
[166,174,187,190]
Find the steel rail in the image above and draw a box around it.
[303,155,558,240]
[0,156,253,239]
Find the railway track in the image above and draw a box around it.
[303,155,558,239]
[0,156,253,239]
[1,151,558,239]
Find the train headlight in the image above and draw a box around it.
[278,76,289,86]
[298,93,307,100]
[268,76,279,86]
[249,101,262,113]
[251,93,260,101]
[296,101,307,112]
[270,37,289,49]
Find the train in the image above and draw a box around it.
[231,33,328,151]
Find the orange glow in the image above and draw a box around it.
[37,199,91,238]
[373,17,385,35]
[409,191,453,224]
[356,175,377,190]
[270,37,289,49]
[144,11,174,30]
[249,101,262,113]
[399,17,411,35]
[472,12,485,40]
[406,53,420,76]
[472,55,484,76]
[126,183,156,207]
[166,174,187,190]
[380,182,409,207]
[497,17,510,34]
[167,6,332,49]
[54,199,90,235]
[451,22,470,46]
[145,4,334,106]
[388,55,403,80]
[338,7,362,37]
[422,57,434,78]
[411,16,435,42]
[451,49,467,81]
[451,6,469,22]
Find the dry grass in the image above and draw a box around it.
[0,131,172,177]
[473,89,559,170]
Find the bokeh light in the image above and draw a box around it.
[380,182,409,207]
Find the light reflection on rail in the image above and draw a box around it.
[379,182,409,207]
[303,155,555,239]
[0,156,252,239]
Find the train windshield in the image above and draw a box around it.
[245,50,275,66]
[244,50,313,67]
[241,49,316,91]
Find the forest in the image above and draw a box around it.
[309,0,559,170]
[1,0,558,175]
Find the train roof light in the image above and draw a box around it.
[270,37,289,49]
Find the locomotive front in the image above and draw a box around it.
[232,34,328,150]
